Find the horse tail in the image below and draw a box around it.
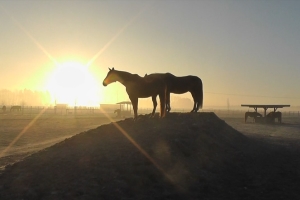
[199,78,203,109]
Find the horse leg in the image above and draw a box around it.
[191,101,197,112]
[190,96,197,112]
[151,95,157,117]
[279,113,282,123]
[166,91,171,112]
[195,100,201,112]
[194,92,202,112]
[158,92,166,118]
[190,92,197,112]
[129,96,138,119]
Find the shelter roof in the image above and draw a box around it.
[241,104,290,108]
[116,101,132,105]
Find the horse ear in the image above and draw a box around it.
[108,67,111,71]
[112,67,114,70]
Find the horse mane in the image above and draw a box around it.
[132,74,141,79]
[112,70,142,82]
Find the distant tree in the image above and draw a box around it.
[0,89,52,106]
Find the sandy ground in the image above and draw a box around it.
[0,112,299,199]
[221,114,300,150]
[0,114,113,171]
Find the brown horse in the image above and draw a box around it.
[103,68,167,119]
[245,112,262,123]
[144,73,203,112]
[266,112,282,123]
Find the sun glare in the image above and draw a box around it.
[46,61,102,106]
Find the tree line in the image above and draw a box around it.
[0,89,51,106]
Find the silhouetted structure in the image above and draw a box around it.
[241,104,290,123]
[245,111,262,123]
[144,73,203,112]
[2,105,6,113]
[10,105,21,112]
[116,101,132,117]
[266,111,282,123]
[103,68,167,119]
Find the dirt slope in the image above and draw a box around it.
[0,113,299,200]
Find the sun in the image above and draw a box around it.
[46,61,102,106]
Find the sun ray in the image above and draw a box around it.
[0,4,58,160]
[0,2,179,190]
[0,4,58,65]
[87,3,152,67]
[0,107,47,158]
[99,108,184,191]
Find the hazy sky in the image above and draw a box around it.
[0,0,299,107]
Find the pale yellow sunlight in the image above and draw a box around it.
[46,61,103,106]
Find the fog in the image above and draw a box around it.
[0,89,51,106]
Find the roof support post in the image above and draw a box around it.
[263,107,268,117]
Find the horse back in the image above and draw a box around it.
[170,75,202,93]
[144,73,202,94]
[126,76,167,98]
[144,73,175,85]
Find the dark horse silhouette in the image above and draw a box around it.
[266,112,282,123]
[103,68,167,119]
[10,106,21,112]
[245,111,262,123]
[144,73,203,112]
[2,105,6,112]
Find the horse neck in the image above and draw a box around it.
[115,71,138,86]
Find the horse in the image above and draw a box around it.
[245,111,262,123]
[144,73,203,112]
[266,112,282,123]
[10,105,21,112]
[114,109,121,118]
[103,68,167,119]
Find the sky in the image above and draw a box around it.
[0,0,299,108]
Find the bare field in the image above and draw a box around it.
[0,112,300,199]
[218,113,300,149]
[0,114,113,171]
[1,112,299,173]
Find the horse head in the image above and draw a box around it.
[103,67,117,86]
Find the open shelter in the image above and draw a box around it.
[116,101,132,117]
[241,104,290,123]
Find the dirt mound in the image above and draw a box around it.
[0,113,299,199]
